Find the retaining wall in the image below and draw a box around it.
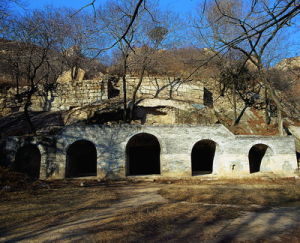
[2,125,298,179]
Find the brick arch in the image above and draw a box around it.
[248,143,273,173]
[66,139,97,178]
[125,133,161,176]
[191,139,218,175]
[123,130,166,154]
[14,144,41,179]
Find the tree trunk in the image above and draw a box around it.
[264,88,271,124]
[24,91,36,134]
[265,84,284,135]
[232,81,237,126]
[277,107,284,136]
[122,55,128,122]
[129,65,146,122]
[259,71,284,135]
[234,105,248,125]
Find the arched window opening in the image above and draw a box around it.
[66,140,97,178]
[15,144,41,179]
[126,133,161,176]
[248,144,269,173]
[191,140,216,175]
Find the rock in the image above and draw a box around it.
[76,68,85,81]
[57,70,72,83]
[287,125,300,153]
[57,68,86,83]
[138,98,192,110]
[276,56,300,71]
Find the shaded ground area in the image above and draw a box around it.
[1,179,300,242]
[0,98,124,136]
[0,111,64,136]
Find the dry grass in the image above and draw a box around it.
[1,179,300,242]
[0,166,32,191]
[85,202,239,242]
[0,180,119,239]
[157,178,300,207]
[159,185,300,207]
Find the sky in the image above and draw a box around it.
[17,0,199,15]
[11,0,300,60]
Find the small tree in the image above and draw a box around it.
[5,9,67,133]
[127,25,169,121]
[97,0,157,122]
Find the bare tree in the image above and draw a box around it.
[0,0,21,35]
[55,9,105,81]
[127,24,169,121]
[4,9,68,133]
[97,0,156,122]
[195,0,300,135]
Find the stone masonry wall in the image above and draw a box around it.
[3,125,298,179]
[123,76,204,104]
[0,76,204,117]
[0,80,107,116]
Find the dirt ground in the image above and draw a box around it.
[1,178,300,242]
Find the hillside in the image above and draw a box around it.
[0,38,106,88]
[0,39,299,147]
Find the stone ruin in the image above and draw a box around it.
[0,76,205,116]
[1,124,298,179]
[0,76,299,179]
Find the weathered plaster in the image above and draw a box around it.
[2,124,299,179]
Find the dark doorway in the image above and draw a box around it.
[126,133,161,175]
[66,140,97,178]
[248,144,269,173]
[192,140,216,175]
[14,144,41,179]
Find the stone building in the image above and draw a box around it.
[1,124,298,179]
[0,77,299,179]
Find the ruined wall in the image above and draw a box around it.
[3,125,298,179]
[124,76,204,104]
[0,80,107,116]
[0,76,205,117]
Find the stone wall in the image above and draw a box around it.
[0,76,204,117]
[124,76,204,104]
[3,124,298,179]
[0,80,107,116]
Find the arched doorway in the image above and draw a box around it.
[191,139,216,175]
[126,133,161,175]
[15,144,41,179]
[248,144,270,173]
[66,140,97,178]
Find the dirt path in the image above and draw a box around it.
[0,185,167,242]
[1,183,300,242]
[211,207,300,242]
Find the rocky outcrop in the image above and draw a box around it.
[276,56,300,71]
[57,68,86,83]
[287,125,300,153]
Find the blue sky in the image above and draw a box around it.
[12,0,300,59]
[19,0,199,14]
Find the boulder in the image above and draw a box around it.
[57,68,86,83]
[287,125,300,153]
